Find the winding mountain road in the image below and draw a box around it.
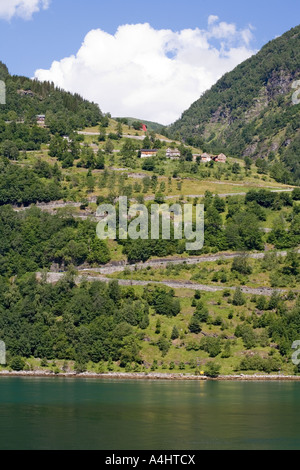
[38,271,295,297]
[12,187,294,215]
[78,249,298,275]
[37,247,300,296]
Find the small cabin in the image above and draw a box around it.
[36,114,46,126]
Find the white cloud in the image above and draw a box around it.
[208,15,219,26]
[0,0,50,20]
[34,18,256,125]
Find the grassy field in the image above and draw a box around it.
[12,117,295,209]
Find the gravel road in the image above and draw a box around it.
[38,271,294,297]
[78,249,297,275]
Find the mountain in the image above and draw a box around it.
[168,25,300,184]
[0,62,102,134]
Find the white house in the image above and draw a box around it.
[140,149,158,158]
[36,115,46,126]
[201,153,212,163]
[166,148,181,159]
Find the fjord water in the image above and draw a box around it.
[0,378,300,450]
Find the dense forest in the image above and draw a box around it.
[167,25,300,185]
[0,274,150,366]
[0,205,110,277]
[0,160,64,205]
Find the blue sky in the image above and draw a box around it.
[1,0,299,77]
[0,0,299,123]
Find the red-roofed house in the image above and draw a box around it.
[140,149,158,158]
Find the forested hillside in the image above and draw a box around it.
[168,25,300,185]
[0,62,103,205]
[0,61,101,135]
[1,46,300,377]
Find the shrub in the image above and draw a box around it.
[231,256,252,275]
[157,337,171,357]
[240,355,281,373]
[171,325,180,340]
[233,287,246,306]
[235,324,257,349]
[204,362,221,378]
[200,337,222,357]
[40,358,48,367]
[188,316,202,334]
[74,362,87,374]
[10,357,26,371]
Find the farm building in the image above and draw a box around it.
[198,152,227,163]
[140,149,158,158]
[166,148,181,159]
[36,115,46,126]
[214,153,227,163]
[200,153,212,163]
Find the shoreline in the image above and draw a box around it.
[1,371,300,381]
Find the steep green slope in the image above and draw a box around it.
[0,62,104,205]
[117,117,164,133]
[0,62,102,134]
[168,25,300,184]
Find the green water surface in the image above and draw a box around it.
[0,378,299,450]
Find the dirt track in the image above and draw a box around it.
[38,247,300,296]
[39,268,296,297]
[78,249,297,276]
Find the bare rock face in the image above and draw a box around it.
[244,87,269,122]
[50,263,60,273]
[266,70,294,100]
[270,141,279,153]
[17,89,36,98]
[210,106,230,124]
[243,142,258,157]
